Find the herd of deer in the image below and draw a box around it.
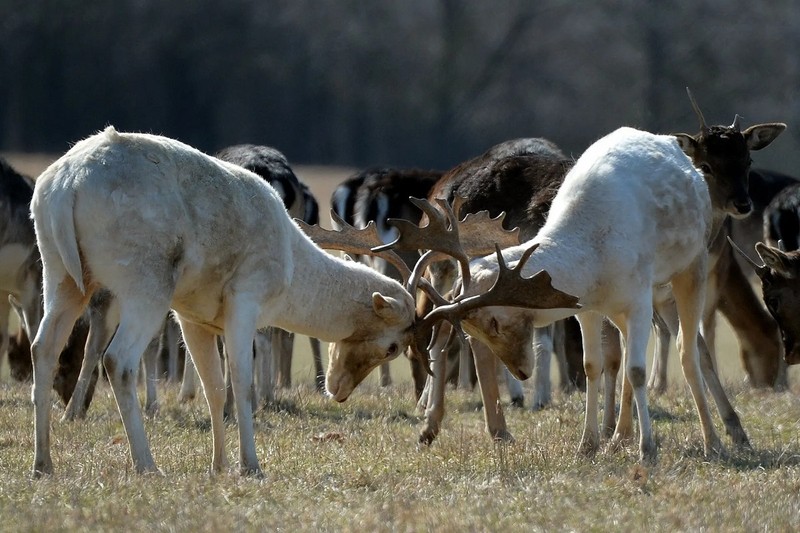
[1,90,798,478]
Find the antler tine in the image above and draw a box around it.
[686,87,709,135]
[372,196,473,291]
[457,210,522,257]
[418,243,580,335]
[726,236,766,274]
[295,214,412,283]
[730,113,742,132]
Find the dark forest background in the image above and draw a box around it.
[1,0,798,172]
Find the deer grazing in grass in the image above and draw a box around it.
[0,157,42,364]
[407,138,587,444]
[731,182,800,368]
[29,127,577,477]
[332,167,443,395]
[387,126,726,462]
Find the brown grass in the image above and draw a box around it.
[2,154,800,530]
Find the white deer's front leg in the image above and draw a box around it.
[223,298,262,477]
[530,325,553,410]
[576,312,604,456]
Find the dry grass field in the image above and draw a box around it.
[1,152,799,531]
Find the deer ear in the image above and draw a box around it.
[744,123,786,151]
[755,242,796,278]
[372,293,406,323]
[673,134,698,157]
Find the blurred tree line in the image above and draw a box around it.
[0,0,798,171]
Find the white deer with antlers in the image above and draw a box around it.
[29,126,577,478]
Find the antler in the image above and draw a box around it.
[295,212,412,282]
[409,243,581,365]
[373,196,521,294]
[730,113,742,132]
[686,87,709,136]
[727,236,766,275]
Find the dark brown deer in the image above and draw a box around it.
[730,182,800,367]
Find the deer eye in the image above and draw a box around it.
[699,163,712,174]
[385,343,399,359]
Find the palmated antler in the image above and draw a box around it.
[409,243,581,365]
[686,87,709,137]
[373,196,521,294]
[296,211,412,282]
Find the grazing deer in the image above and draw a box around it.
[0,158,42,362]
[29,127,576,477]
[730,182,800,367]
[410,138,586,444]
[337,167,442,393]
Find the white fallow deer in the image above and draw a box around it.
[29,127,577,477]
[388,127,717,462]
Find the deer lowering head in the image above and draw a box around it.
[729,237,800,365]
[674,88,785,219]
[297,197,580,396]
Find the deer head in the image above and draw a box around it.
[729,236,800,365]
[674,88,786,219]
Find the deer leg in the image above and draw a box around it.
[418,324,452,446]
[648,309,671,394]
[310,337,325,392]
[601,322,622,439]
[672,260,724,458]
[102,298,171,475]
[165,318,180,382]
[177,349,198,403]
[273,328,293,389]
[31,274,88,477]
[616,297,657,464]
[697,333,750,448]
[141,333,162,417]
[531,325,554,411]
[457,337,474,390]
[222,299,261,477]
[503,367,524,408]
[379,362,392,387]
[254,328,274,407]
[63,296,116,421]
[177,317,228,474]
[0,297,10,381]
[576,311,604,456]
[472,338,512,441]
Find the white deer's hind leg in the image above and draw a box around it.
[103,299,170,474]
[672,261,724,458]
[30,275,87,477]
[177,318,228,474]
[576,312,604,456]
[530,325,553,411]
[618,297,657,464]
[222,298,261,476]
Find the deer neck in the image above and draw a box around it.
[269,232,401,341]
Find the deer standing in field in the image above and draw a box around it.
[388,126,725,461]
[29,127,576,477]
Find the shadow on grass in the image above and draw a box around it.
[680,441,800,470]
